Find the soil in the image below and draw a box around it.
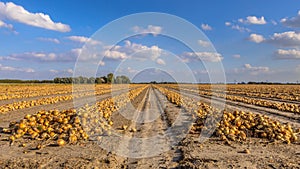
[0,85,299,169]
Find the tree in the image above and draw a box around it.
[88,77,96,84]
[115,75,130,84]
[54,77,60,83]
[107,73,115,84]
[101,76,107,83]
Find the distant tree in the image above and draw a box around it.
[88,77,96,84]
[95,77,102,84]
[82,77,88,84]
[101,76,107,83]
[115,75,130,84]
[72,77,80,84]
[115,76,122,84]
[107,73,115,84]
[54,77,60,83]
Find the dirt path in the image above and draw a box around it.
[101,86,193,168]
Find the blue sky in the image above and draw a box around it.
[0,0,300,82]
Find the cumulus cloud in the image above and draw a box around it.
[105,40,163,62]
[49,68,73,74]
[271,20,277,25]
[225,21,250,32]
[127,67,138,74]
[3,50,78,62]
[274,49,300,59]
[225,22,231,26]
[156,58,166,65]
[249,31,300,47]
[104,50,127,60]
[181,52,223,62]
[281,11,300,28]
[267,31,300,47]
[2,40,164,64]
[67,69,73,74]
[67,36,101,45]
[198,40,211,47]
[231,25,251,32]
[98,60,105,66]
[37,37,60,44]
[239,16,267,25]
[0,64,35,73]
[248,33,265,43]
[201,23,212,31]
[131,25,162,35]
[234,64,269,75]
[0,20,13,30]
[233,54,241,59]
[49,69,59,73]
[0,2,70,32]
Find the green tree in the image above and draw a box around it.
[107,73,115,84]
[88,77,96,84]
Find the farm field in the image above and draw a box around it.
[0,83,299,168]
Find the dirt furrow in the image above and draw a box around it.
[103,86,192,168]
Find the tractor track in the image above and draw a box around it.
[107,85,192,168]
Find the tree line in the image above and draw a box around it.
[53,73,130,84]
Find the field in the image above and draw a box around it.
[0,84,299,168]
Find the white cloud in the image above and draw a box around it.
[281,11,300,28]
[67,69,73,74]
[98,60,105,66]
[127,67,138,74]
[3,40,163,64]
[156,58,166,65]
[25,68,35,73]
[198,40,211,47]
[132,25,162,35]
[4,50,77,62]
[248,34,265,43]
[67,36,101,45]
[248,31,300,47]
[271,20,277,25]
[49,69,59,73]
[233,54,241,59]
[274,49,300,59]
[0,2,70,32]
[37,37,60,44]
[193,70,208,75]
[181,52,223,62]
[49,68,74,75]
[104,40,163,61]
[0,20,13,30]
[225,22,231,26]
[231,25,251,32]
[239,16,267,25]
[201,23,212,31]
[0,64,35,73]
[234,64,269,75]
[267,31,300,47]
[104,50,127,60]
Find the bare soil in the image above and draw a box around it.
[0,85,299,169]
